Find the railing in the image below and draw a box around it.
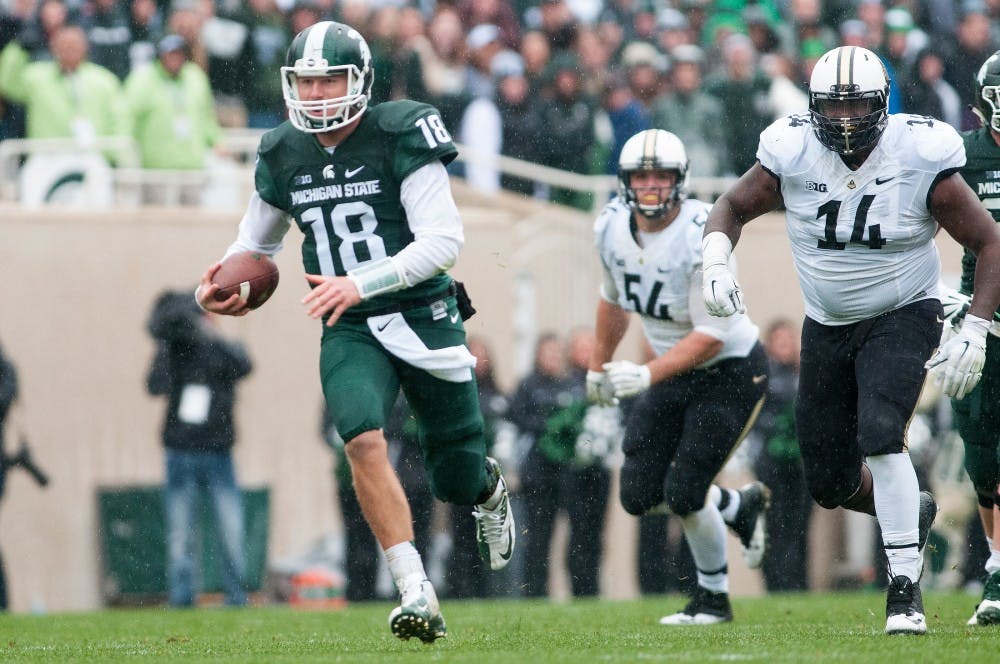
[0,132,738,210]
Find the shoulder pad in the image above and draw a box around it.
[758,114,814,175]
[370,100,442,135]
[887,115,965,172]
[594,197,627,238]
[257,121,298,157]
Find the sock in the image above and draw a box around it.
[385,541,427,592]
[868,453,921,581]
[986,545,1000,575]
[681,502,729,594]
[708,484,740,523]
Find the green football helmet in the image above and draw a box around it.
[974,50,1000,132]
[281,21,374,133]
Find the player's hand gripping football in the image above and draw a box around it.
[925,313,989,400]
[586,370,619,407]
[702,263,745,317]
[196,263,250,316]
[603,361,652,399]
[303,274,362,327]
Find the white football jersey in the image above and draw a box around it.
[594,197,760,362]
[758,113,965,325]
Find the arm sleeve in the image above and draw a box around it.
[223,191,292,259]
[393,160,464,286]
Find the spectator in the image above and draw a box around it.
[942,1,998,129]
[511,331,612,598]
[904,47,962,129]
[492,51,539,196]
[702,33,772,176]
[601,72,650,175]
[198,0,254,127]
[536,0,577,54]
[124,34,220,203]
[465,23,503,100]
[751,319,812,593]
[458,0,520,49]
[127,0,165,72]
[146,289,252,608]
[80,0,133,79]
[786,0,837,61]
[0,24,128,141]
[518,28,550,95]
[243,0,289,129]
[405,7,469,132]
[619,40,667,111]
[653,8,694,57]
[457,47,504,193]
[533,52,596,209]
[651,44,730,177]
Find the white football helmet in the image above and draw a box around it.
[808,46,889,155]
[617,129,689,219]
[281,21,374,133]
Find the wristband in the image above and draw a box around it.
[347,257,406,299]
[702,231,733,269]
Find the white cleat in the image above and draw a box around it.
[473,457,516,571]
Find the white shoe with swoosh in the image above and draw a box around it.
[473,457,516,571]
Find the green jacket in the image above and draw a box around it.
[0,41,128,141]
[124,60,220,170]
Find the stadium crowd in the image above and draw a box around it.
[0,0,998,203]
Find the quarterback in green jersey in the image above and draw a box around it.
[956,50,1000,627]
[195,21,515,642]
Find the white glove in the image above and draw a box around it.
[925,313,989,400]
[702,263,745,317]
[938,283,971,326]
[586,370,619,406]
[603,361,652,398]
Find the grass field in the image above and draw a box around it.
[0,592,995,662]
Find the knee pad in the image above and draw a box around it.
[662,484,705,518]
[426,432,486,505]
[964,442,1000,499]
[619,466,662,516]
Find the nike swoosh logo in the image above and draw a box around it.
[936,316,944,324]
[752,375,766,384]
[345,165,365,178]
[875,176,895,185]
[499,529,513,561]
[377,319,392,332]
[450,312,460,323]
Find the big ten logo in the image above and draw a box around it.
[806,181,828,192]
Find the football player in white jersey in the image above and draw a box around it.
[701,46,1000,635]
[587,129,771,625]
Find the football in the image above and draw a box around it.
[212,251,280,310]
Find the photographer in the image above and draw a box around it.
[146,289,252,607]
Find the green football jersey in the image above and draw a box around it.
[959,128,1000,300]
[254,100,459,317]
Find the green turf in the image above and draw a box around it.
[0,592,995,662]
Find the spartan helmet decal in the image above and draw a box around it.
[281,21,374,133]
[974,50,1000,132]
[617,129,690,219]
[808,46,890,155]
